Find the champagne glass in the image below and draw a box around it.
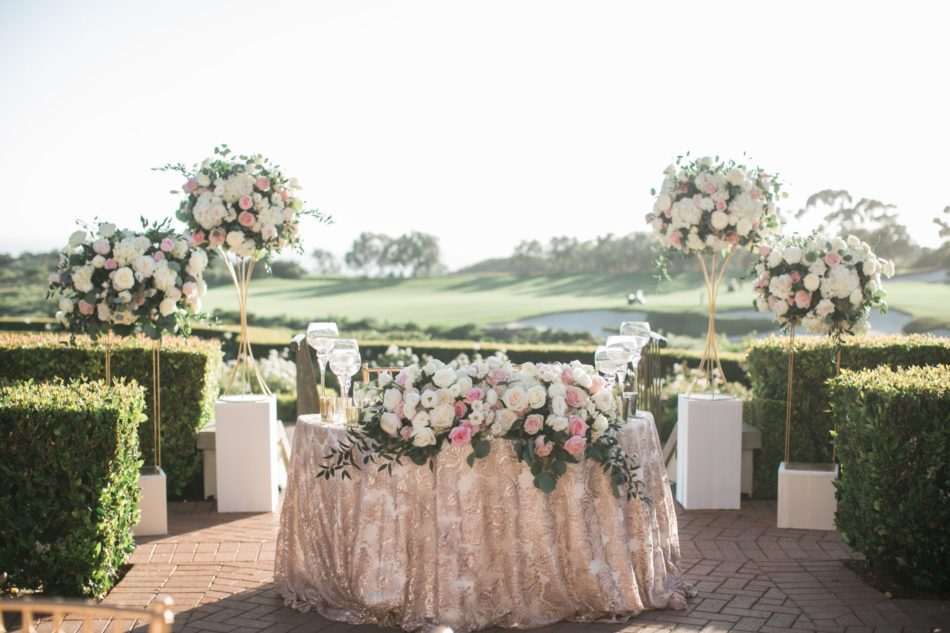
[329,338,361,402]
[594,345,623,393]
[605,335,636,391]
[307,322,338,397]
[618,321,652,390]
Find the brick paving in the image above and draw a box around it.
[67,499,946,633]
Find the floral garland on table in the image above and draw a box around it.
[47,219,209,338]
[157,144,329,257]
[645,155,783,256]
[318,355,649,502]
[751,233,894,335]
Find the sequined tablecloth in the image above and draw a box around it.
[275,412,685,631]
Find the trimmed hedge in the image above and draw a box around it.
[0,332,221,498]
[0,378,145,598]
[830,365,950,592]
[745,334,950,498]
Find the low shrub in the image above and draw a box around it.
[830,365,950,592]
[744,333,950,498]
[0,378,145,598]
[0,332,221,498]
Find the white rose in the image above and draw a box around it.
[831,237,846,251]
[882,259,895,277]
[809,258,827,276]
[865,279,879,294]
[485,389,498,406]
[430,404,455,432]
[755,296,770,313]
[815,299,836,318]
[411,427,436,447]
[548,382,566,399]
[526,385,547,409]
[847,235,861,248]
[736,218,752,236]
[551,395,567,416]
[92,255,105,268]
[112,267,135,291]
[456,376,473,393]
[803,273,820,291]
[197,173,211,187]
[403,390,421,411]
[424,359,442,375]
[165,287,182,301]
[773,301,789,316]
[383,388,401,411]
[783,246,803,265]
[96,303,111,322]
[655,193,672,212]
[767,249,784,269]
[378,372,393,388]
[411,410,429,428]
[686,232,704,251]
[59,296,74,313]
[226,231,245,250]
[592,414,609,433]
[571,367,593,388]
[188,250,208,275]
[592,389,615,412]
[379,412,401,437]
[133,255,155,280]
[420,390,439,409]
[520,362,537,378]
[67,230,86,248]
[550,416,569,432]
[172,240,189,260]
[502,386,527,411]
[726,167,747,186]
[710,211,729,230]
[159,298,177,316]
[850,288,864,306]
[433,366,457,389]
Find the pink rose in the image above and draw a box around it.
[524,414,544,435]
[183,281,198,298]
[716,200,727,211]
[534,435,553,457]
[208,228,226,247]
[790,271,801,283]
[93,239,111,255]
[725,231,738,245]
[256,176,270,191]
[48,273,61,285]
[280,189,291,202]
[564,386,586,408]
[448,425,472,446]
[768,296,778,308]
[705,182,716,194]
[152,251,165,262]
[567,415,588,437]
[190,231,206,245]
[104,258,117,270]
[395,401,405,419]
[238,195,253,211]
[238,211,256,227]
[466,387,484,403]
[395,373,407,387]
[759,245,771,257]
[795,290,812,309]
[454,401,468,418]
[184,178,198,193]
[669,231,683,248]
[160,238,174,252]
[564,435,587,456]
[825,252,841,266]
[488,368,506,386]
[787,297,795,305]
[589,374,606,394]
[78,299,94,315]
[400,426,412,441]
[561,367,574,384]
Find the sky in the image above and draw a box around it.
[1,0,948,271]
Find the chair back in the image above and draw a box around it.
[290,333,319,416]
[635,331,668,423]
[0,596,173,633]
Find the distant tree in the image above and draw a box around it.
[345,232,390,276]
[934,205,950,240]
[344,231,443,277]
[310,248,341,274]
[268,260,307,279]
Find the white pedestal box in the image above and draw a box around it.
[134,466,167,536]
[215,395,280,513]
[777,462,839,530]
[675,394,742,510]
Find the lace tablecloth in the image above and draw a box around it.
[274,412,685,631]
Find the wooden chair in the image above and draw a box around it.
[0,596,173,633]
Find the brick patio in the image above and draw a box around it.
[89,499,950,633]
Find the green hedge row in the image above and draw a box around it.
[0,333,222,498]
[0,378,144,598]
[744,334,950,498]
[830,365,950,592]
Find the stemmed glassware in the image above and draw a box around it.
[329,338,362,402]
[306,322,338,398]
[618,321,652,389]
[605,335,636,390]
[594,345,624,392]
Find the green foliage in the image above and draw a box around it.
[0,332,222,498]
[829,365,950,591]
[745,333,950,498]
[0,378,145,598]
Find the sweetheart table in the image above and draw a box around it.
[274,412,686,631]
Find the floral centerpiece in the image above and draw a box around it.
[646,155,783,393]
[48,219,208,339]
[157,144,329,394]
[319,355,648,501]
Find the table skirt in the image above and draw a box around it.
[274,413,685,631]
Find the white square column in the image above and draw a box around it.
[777,462,839,530]
[676,394,742,510]
[134,466,167,536]
[215,395,280,513]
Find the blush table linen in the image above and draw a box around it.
[275,412,685,632]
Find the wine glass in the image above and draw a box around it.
[618,321,652,389]
[605,335,637,391]
[329,338,361,403]
[594,345,623,393]
[307,322,338,397]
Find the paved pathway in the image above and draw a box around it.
[90,500,950,633]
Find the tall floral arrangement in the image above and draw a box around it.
[47,219,208,339]
[752,233,894,336]
[158,144,329,395]
[320,355,647,501]
[646,155,783,393]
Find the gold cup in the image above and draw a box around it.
[344,404,361,429]
[319,396,337,421]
